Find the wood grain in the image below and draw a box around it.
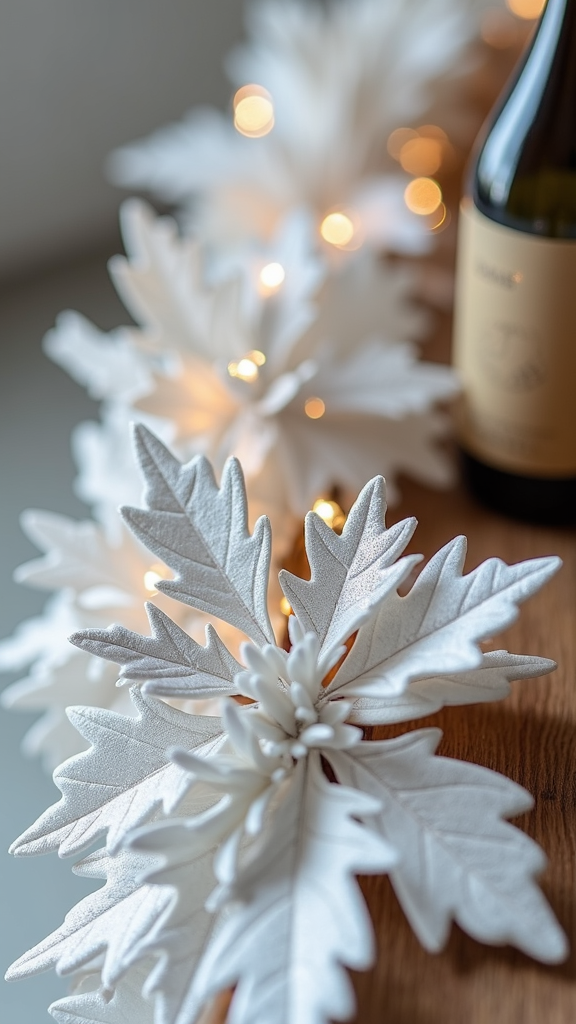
[351,475,576,1024]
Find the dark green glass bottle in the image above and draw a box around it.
[453,0,576,524]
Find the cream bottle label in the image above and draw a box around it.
[453,199,576,476]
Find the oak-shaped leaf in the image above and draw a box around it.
[122,426,274,645]
[6,849,172,993]
[126,822,219,1024]
[186,753,396,1024]
[279,476,420,656]
[49,964,155,1024]
[10,689,224,858]
[70,602,242,699]
[330,730,567,962]
[324,537,560,700]
[347,650,557,725]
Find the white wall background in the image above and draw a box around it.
[0,0,244,278]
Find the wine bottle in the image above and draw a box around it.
[453,0,576,524]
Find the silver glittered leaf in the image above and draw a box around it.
[122,425,274,645]
[323,536,560,700]
[279,475,419,657]
[187,753,395,1024]
[330,730,567,962]
[11,689,223,858]
[49,965,155,1024]
[70,603,242,700]
[7,849,172,993]
[348,650,557,725]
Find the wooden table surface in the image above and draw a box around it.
[352,475,576,1024]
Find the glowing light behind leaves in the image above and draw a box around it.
[259,262,286,291]
[233,85,275,137]
[507,0,546,19]
[404,177,443,216]
[304,397,326,419]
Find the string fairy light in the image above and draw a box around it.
[259,262,286,290]
[227,350,266,382]
[304,397,326,419]
[404,177,443,216]
[143,563,169,594]
[312,497,347,532]
[319,211,355,247]
[233,84,275,138]
[506,0,546,19]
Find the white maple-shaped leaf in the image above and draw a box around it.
[348,651,557,725]
[330,731,567,962]
[49,964,155,1024]
[122,425,274,646]
[187,753,396,1024]
[279,475,419,656]
[325,537,560,700]
[10,689,224,858]
[6,849,172,992]
[70,602,242,700]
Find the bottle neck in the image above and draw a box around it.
[474,0,576,233]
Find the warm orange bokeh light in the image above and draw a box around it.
[305,397,326,419]
[233,85,274,137]
[404,177,443,216]
[399,137,443,176]
[320,211,355,247]
[429,203,450,232]
[312,498,347,532]
[506,0,546,19]
[387,127,419,160]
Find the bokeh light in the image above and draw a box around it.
[320,211,355,247]
[400,137,443,176]
[312,498,347,532]
[387,127,419,160]
[304,397,326,419]
[233,85,275,138]
[404,177,443,216]
[429,203,450,232]
[144,564,168,594]
[228,357,259,382]
[506,0,546,19]
[259,262,286,290]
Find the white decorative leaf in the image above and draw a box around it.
[10,689,223,858]
[325,538,561,700]
[109,198,216,361]
[126,822,218,1024]
[347,651,557,725]
[49,965,155,1024]
[44,310,151,403]
[6,849,171,991]
[70,603,242,700]
[122,425,274,645]
[330,731,567,962]
[13,510,150,598]
[188,753,395,1024]
[279,476,419,656]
